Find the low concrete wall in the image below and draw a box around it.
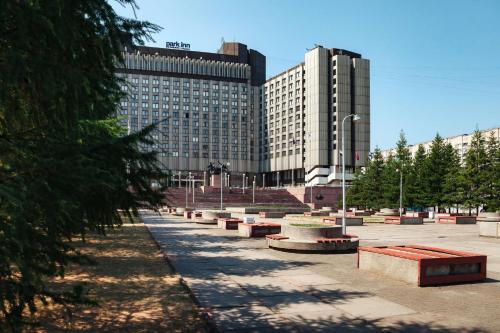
[479,222,500,238]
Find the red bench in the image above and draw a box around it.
[384,216,423,225]
[259,211,285,218]
[239,222,282,238]
[217,218,243,230]
[436,216,476,224]
[358,245,487,286]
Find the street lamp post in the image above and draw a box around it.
[252,179,256,203]
[277,171,280,188]
[185,175,190,208]
[342,114,361,235]
[397,167,403,217]
[243,173,246,194]
[178,171,181,188]
[220,172,224,212]
[192,175,195,204]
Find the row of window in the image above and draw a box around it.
[126,76,248,92]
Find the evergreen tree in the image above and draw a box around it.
[426,134,452,211]
[394,130,412,209]
[407,144,428,209]
[484,131,500,211]
[381,154,400,208]
[0,1,164,329]
[464,130,489,213]
[442,143,465,211]
[363,148,386,209]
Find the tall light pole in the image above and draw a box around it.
[192,175,195,204]
[188,172,191,193]
[397,167,403,217]
[178,171,181,188]
[220,172,224,212]
[277,171,280,188]
[342,114,361,235]
[252,178,256,203]
[243,173,246,194]
[185,175,190,208]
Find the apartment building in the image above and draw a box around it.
[381,127,500,163]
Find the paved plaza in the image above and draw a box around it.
[141,211,500,332]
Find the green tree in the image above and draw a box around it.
[426,134,455,211]
[381,154,400,208]
[0,1,164,330]
[464,130,489,213]
[442,144,465,212]
[484,131,500,211]
[406,144,428,209]
[394,130,412,209]
[364,148,386,210]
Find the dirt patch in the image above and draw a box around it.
[26,220,209,333]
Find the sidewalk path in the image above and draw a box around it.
[141,211,499,332]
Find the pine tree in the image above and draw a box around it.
[464,130,489,213]
[381,154,400,208]
[395,130,412,209]
[484,131,500,211]
[426,134,452,211]
[442,143,465,212]
[0,1,164,329]
[407,144,428,209]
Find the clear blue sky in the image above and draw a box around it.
[112,0,500,150]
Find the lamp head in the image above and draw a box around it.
[353,114,361,122]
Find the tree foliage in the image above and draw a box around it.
[347,130,500,213]
[0,0,165,330]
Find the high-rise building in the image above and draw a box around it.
[117,42,370,187]
[261,46,370,186]
[116,42,265,183]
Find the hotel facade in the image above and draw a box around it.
[117,42,370,187]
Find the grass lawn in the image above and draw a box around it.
[27,218,208,333]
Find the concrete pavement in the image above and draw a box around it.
[142,211,500,332]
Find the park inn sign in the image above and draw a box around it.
[166,41,191,50]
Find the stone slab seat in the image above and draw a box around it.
[322,216,364,226]
[265,234,289,241]
[384,216,423,225]
[358,245,487,287]
[217,218,243,230]
[436,216,476,224]
[259,211,286,218]
[304,211,329,217]
[238,222,282,238]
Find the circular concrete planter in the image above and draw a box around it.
[478,212,500,238]
[375,208,399,216]
[267,223,358,253]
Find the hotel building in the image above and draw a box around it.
[117,42,265,184]
[261,46,370,186]
[117,42,370,187]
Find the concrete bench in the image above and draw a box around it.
[322,217,363,226]
[406,212,429,218]
[304,211,329,217]
[183,211,192,219]
[358,245,487,286]
[217,218,243,230]
[384,216,423,225]
[346,211,371,217]
[191,211,203,219]
[259,211,285,218]
[238,222,281,238]
[436,216,476,224]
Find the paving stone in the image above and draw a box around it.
[211,305,287,332]
[259,294,338,314]
[333,296,416,319]
[229,275,304,296]
[283,273,340,287]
